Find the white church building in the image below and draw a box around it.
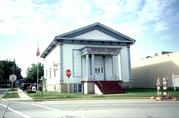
[41,22,135,94]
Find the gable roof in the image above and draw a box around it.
[55,22,135,42]
[41,22,136,58]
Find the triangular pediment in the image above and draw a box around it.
[55,22,135,42]
[74,29,119,41]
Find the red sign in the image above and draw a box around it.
[66,69,71,78]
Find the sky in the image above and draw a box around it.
[0,0,179,77]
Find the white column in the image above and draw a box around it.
[127,46,132,80]
[118,52,122,81]
[86,54,89,80]
[103,56,106,80]
[112,55,115,79]
[84,82,88,94]
[91,54,94,80]
[60,44,63,82]
[112,56,117,80]
[84,54,89,94]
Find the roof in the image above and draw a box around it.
[41,22,136,58]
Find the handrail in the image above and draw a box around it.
[97,81,103,92]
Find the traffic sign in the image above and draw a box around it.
[66,69,71,78]
[9,74,17,83]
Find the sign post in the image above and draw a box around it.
[66,69,71,93]
[9,74,17,91]
[156,78,161,99]
[163,78,168,99]
[40,76,46,100]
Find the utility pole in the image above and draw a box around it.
[36,42,40,91]
[37,62,39,91]
[13,59,16,74]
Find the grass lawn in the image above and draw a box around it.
[28,88,179,100]
[123,88,179,97]
[28,91,100,100]
[3,89,19,98]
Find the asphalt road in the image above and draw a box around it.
[0,99,179,118]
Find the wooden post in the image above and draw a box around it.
[163,78,168,99]
[156,78,161,98]
[68,77,69,93]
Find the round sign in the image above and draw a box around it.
[9,74,17,83]
[66,69,71,78]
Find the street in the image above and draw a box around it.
[0,99,179,118]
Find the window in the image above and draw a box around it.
[54,70,56,78]
[46,70,48,78]
[73,49,82,77]
[95,67,100,74]
[74,84,77,93]
[101,67,103,73]
[78,84,82,93]
[53,63,58,78]
[73,84,82,93]
[95,68,98,73]
[98,68,100,73]
[49,68,51,79]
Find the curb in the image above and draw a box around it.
[1,99,34,102]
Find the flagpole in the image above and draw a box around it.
[37,58,39,91]
[36,42,40,91]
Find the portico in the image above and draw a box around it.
[81,47,122,81]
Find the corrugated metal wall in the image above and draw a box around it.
[132,52,179,88]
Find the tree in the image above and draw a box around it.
[25,63,44,83]
[0,60,22,87]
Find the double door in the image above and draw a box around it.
[94,56,104,80]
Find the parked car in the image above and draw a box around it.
[20,83,42,92]
[27,83,36,93]
[20,83,30,91]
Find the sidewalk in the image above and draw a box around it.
[17,88,32,101]
[2,88,33,101]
